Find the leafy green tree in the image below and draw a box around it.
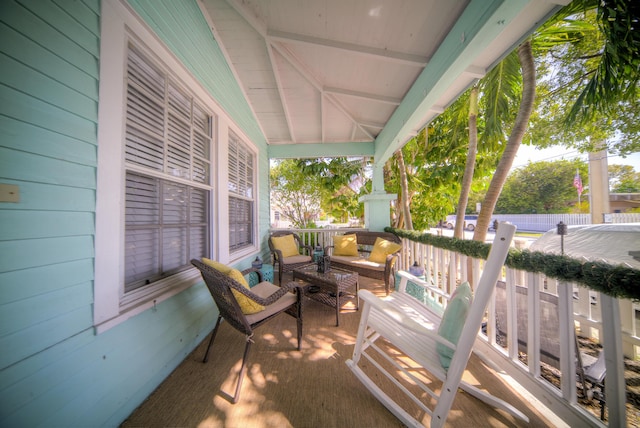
[530,2,640,156]
[495,160,588,213]
[385,112,475,230]
[270,159,324,228]
[297,157,367,223]
[566,0,640,126]
[609,164,640,192]
[394,148,413,230]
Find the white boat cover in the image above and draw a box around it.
[529,223,640,269]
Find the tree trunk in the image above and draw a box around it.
[454,85,479,239]
[396,149,414,230]
[473,40,536,242]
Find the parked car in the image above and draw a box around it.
[446,214,478,231]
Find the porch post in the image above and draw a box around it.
[587,144,610,223]
[359,162,396,231]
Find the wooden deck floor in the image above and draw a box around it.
[122,275,561,427]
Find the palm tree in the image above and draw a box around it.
[453,85,478,239]
[566,0,640,124]
[473,40,536,242]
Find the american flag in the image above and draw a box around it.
[573,169,583,196]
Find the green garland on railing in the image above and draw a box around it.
[386,227,640,301]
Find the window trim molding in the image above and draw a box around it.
[94,0,258,332]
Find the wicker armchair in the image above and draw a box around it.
[268,231,313,284]
[191,259,303,403]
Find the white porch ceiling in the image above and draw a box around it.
[199,0,565,163]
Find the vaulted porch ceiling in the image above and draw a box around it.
[199,0,566,163]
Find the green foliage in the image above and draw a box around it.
[387,90,507,229]
[565,0,640,124]
[530,1,640,155]
[480,49,522,142]
[609,164,640,192]
[387,227,640,301]
[270,158,368,227]
[297,158,368,223]
[270,159,324,228]
[496,159,588,213]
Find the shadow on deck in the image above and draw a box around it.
[122,275,559,427]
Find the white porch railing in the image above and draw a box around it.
[273,227,634,427]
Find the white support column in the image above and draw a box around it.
[601,294,627,427]
[588,146,610,224]
[359,162,396,231]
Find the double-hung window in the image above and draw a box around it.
[124,44,212,293]
[96,1,258,331]
[228,132,255,252]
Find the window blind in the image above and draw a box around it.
[124,43,212,292]
[228,131,255,251]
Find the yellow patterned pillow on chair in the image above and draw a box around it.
[333,235,359,256]
[202,258,265,314]
[368,237,402,263]
[271,235,300,258]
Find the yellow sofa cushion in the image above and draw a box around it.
[333,235,359,256]
[271,234,300,258]
[202,258,265,314]
[368,237,402,263]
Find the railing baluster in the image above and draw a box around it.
[558,280,577,403]
[601,294,627,427]
[527,270,541,378]
[506,269,518,363]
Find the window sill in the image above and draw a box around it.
[94,268,202,334]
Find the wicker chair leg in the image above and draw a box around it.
[277,263,283,285]
[233,338,253,403]
[203,315,222,363]
[296,300,303,351]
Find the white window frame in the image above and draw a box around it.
[94,0,258,332]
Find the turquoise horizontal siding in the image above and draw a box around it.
[0,148,96,187]
[0,259,94,305]
[0,180,95,211]
[0,0,245,426]
[0,281,92,336]
[128,0,266,146]
[1,54,97,121]
[0,235,94,273]
[0,211,94,240]
[0,0,102,424]
[1,285,214,427]
[0,85,96,143]
[0,305,94,369]
[0,23,98,99]
[0,116,96,166]
[2,1,99,78]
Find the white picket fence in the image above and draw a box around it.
[490,212,640,232]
